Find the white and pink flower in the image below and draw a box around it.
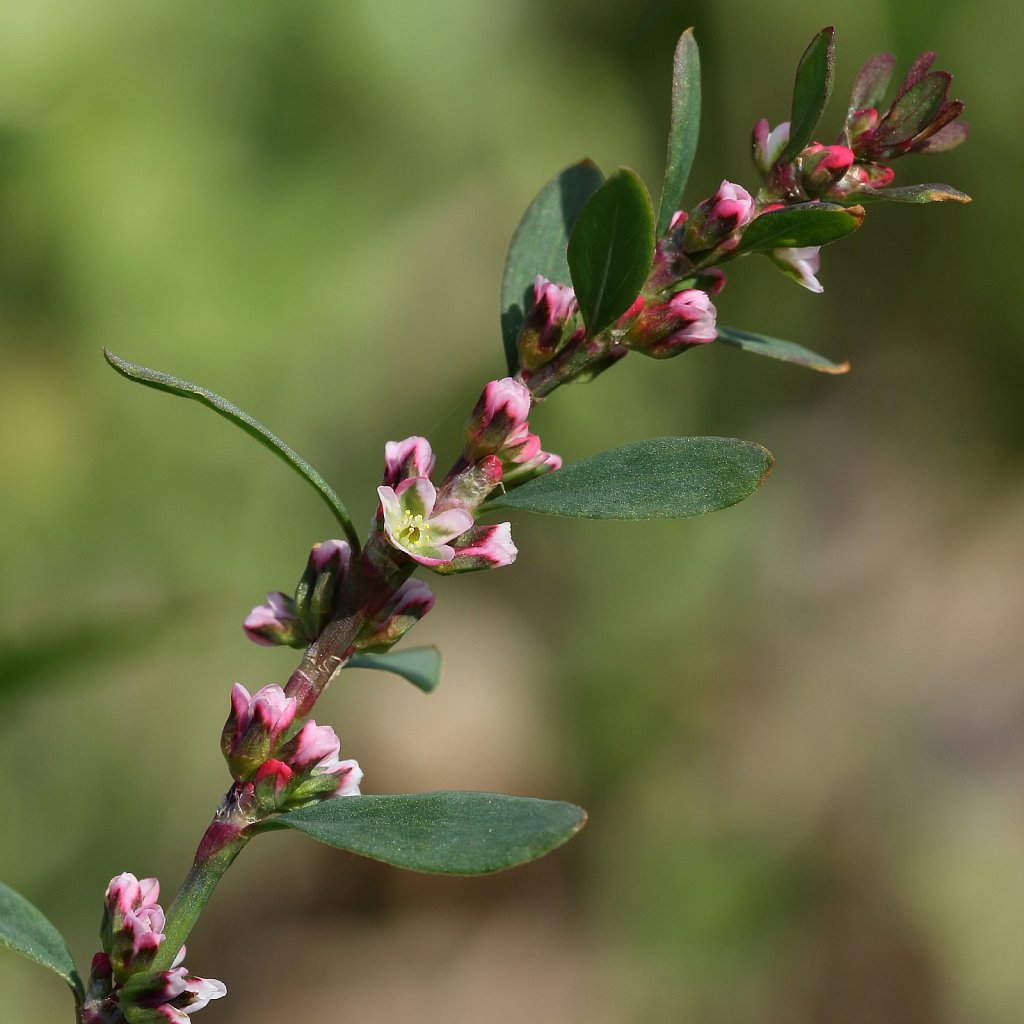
[383,436,436,487]
[627,288,718,358]
[221,683,297,781]
[243,592,301,647]
[768,246,823,293]
[378,477,474,567]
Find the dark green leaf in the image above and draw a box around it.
[347,646,441,693]
[780,27,836,163]
[873,73,948,147]
[736,204,864,253]
[268,792,587,875]
[484,437,773,520]
[856,183,970,204]
[500,160,605,373]
[656,28,701,235]
[567,168,655,337]
[848,52,896,113]
[0,882,83,1000]
[104,350,360,550]
[716,325,849,374]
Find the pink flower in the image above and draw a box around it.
[685,180,756,254]
[464,377,533,460]
[220,683,297,781]
[357,578,436,653]
[501,447,562,488]
[101,873,171,983]
[117,958,227,1022]
[626,288,718,359]
[517,276,580,372]
[768,247,823,293]
[752,119,791,175]
[799,143,855,193]
[383,436,436,487]
[378,478,474,567]
[272,721,364,804]
[243,592,302,647]
[431,523,518,575]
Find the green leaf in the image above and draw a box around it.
[716,324,849,374]
[104,350,360,551]
[268,792,587,875]
[848,52,897,113]
[780,27,836,163]
[855,183,970,204]
[484,437,773,520]
[567,168,655,337]
[0,881,83,1001]
[500,160,605,373]
[873,73,948,148]
[736,203,863,253]
[347,646,441,693]
[656,28,701,235]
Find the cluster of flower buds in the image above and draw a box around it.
[683,180,757,256]
[82,874,225,1024]
[220,683,362,811]
[243,538,351,648]
[377,431,522,573]
[752,49,967,205]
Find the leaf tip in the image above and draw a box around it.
[825,359,852,375]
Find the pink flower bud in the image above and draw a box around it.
[517,276,580,372]
[501,447,562,488]
[272,721,364,806]
[118,963,227,1022]
[101,873,169,983]
[243,592,304,648]
[846,107,879,146]
[464,377,533,460]
[768,247,823,293]
[752,119,791,175]
[383,436,436,487]
[221,683,297,781]
[799,144,855,194]
[626,288,718,359]
[430,523,518,575]
[684,180,756,254]
[356,578,436,653]
[293,539,352,637]
[440,453,504,509]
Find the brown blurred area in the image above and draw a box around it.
[2,1,1022,1021]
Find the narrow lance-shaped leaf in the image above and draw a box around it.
[780,26,836,163]
[265,792,587,875]
[735,204,864,253]
[872,73,949,148]
[848,52,897,114]
[347,646,441,693]
[0,881,83,1002]
[656,27,701,235]
[104,350,361,551]
[715,324,849,374]
[485,437,773,520]
[500,160,605,373]
[568,168,655,337]
[855,183,970,204]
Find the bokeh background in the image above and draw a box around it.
[2,1,1021,1021]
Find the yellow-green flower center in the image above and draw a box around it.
[399,509,430,547]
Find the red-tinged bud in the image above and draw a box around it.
[441,454,503,509]
[243,592,305,648]
[684,180,756,254]
[625,288,718,359]
[517,276,580,372]
[120,963,227,1023]
[273,720,363,807]
[293,538,352,638]
[220,683,297,782]
[382,436,436,487]
[501,448,562,488]
[100,874,167,984]
[827,161,895,198]
[356,578,436,653]
[846,107,879,146]
[752,119,791,175]
[252,758,293,804]
[429,523,518,575]
[799,144,855,194]
[464,377,533,461]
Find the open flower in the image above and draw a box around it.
[377,478,473,566]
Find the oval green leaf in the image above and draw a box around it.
[567,168,655,337]
[737,204,864,253]
[855,183,970,204]
[848,52,897,113]
[500,160,605,374]
[485,436,773,520]
[780,26,836,164]
[715,325,849,374]
[656,28,701,235]
[0,881,83,1001]
[347,646,441,693]
[269,792,587,875]
[104,350,360,550]
[873,73,949,148]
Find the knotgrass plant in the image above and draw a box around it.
[0,26,968,1023]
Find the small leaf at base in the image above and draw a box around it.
[347,646,441,693]
[716,325,849,374]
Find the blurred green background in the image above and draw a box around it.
[2,1,1020,1021]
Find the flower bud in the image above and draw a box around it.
[767,247,823,293]
[356,578,436,653]
[827,161,895,198]
[441,454,503,509]
[798,144,855,194]
[220,683,297,782]
[243,592,304,648]
[293,539,352,637]
[463,377,532,461]
[429,523,518,575]
[846,106,878,146]
[625,289,717,358]
[517,276,580,372]
[101,874,166,984]
[684,181,756,254]
[272,721,363,806]
[120,964,226,1023]
[383,436,436,487]
[501,448,562,488]
[752,119,790,175]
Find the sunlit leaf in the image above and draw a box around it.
[268,792,587,875]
